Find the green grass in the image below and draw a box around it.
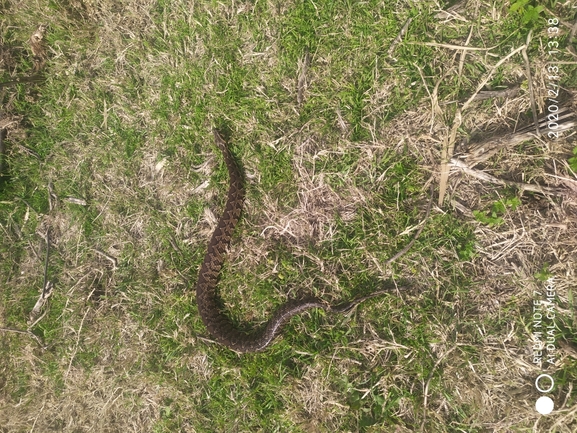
[1,0,577,432]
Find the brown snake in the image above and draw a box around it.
[196,130,422,353]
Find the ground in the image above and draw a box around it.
[1,1,576,432]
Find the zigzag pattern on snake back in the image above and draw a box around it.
[195,130,399,353]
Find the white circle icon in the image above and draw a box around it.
[535,396,554,415]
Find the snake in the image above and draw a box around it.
[195,130,410,353]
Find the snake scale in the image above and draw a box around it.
[195,130,397,353]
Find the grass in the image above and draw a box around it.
[1,0,577,432]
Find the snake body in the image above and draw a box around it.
[195,130,389,353]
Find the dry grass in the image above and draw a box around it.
[1,0,577,432]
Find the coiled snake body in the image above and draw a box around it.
[196,130,393,353]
